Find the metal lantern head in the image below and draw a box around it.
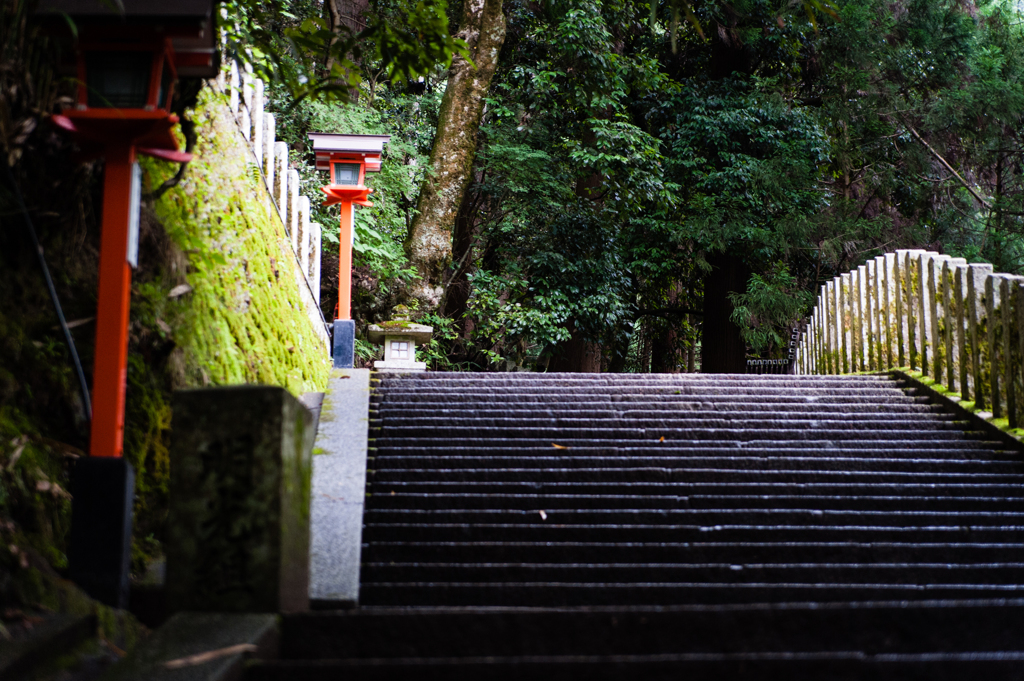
[308,133,391,187]
[308,133,391,207]
[80,41,176,111]
[36,0,217,160]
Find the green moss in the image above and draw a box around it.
[148,87,330,398]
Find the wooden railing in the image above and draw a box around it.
[794,250,1024,427]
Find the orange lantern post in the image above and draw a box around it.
[37,0,217,607]
[308,133,390,367]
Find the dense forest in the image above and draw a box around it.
[246,0,1024,373]
[3,0,1024,619]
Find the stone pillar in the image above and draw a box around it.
[941,259,966,392]
[825,280,837,374]
[968,264,994,410]
[926,255,949,383]
[275,142,289,213]
[229,61,239,115]
[840,273,853,373]
[166,386,314,614]
[894,250,910,368]
[309,222,322,304]
[263,114,276,184]
[954,264,970,399]
[242,70,253,112]
[914,252,935,376]
[1013,281,1024,427]
[288,169,300,244]
[849,267,862,372]
[240,73,252,141]
[881,254,897,370]
[857,264,869,371]
[986,274,1005,418]
[865,260,877,371]
[1002,276,1024,427]
[252,79,264,167]
[298,196,311,275]
[830,278,842,374]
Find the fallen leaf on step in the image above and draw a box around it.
[659,436,665,442]
[539,510,548,520]
[163,644,258,669]
[551,443,569,450]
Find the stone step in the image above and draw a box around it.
[273,601,1024,657]
[367,455,1023,473]
[359,562,1024,585]
[364,492,1024,512]
[367,480,1024,497]
[367,468,1024,484]
[370,416,961,430]
[362,507,1024,527]
[371,428,988,442]
[373,406,949,419]
[361,541,1024,564]
[372,394,931,405]
[356,581,1024,607]
[372,386,917,399]
[359,524,1024,544]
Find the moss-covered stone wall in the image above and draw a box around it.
[1,82,330,619]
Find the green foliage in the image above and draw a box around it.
[728,263,813,356]
[222,0,468,105]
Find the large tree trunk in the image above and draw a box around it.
[325,0,369,71]
[701,252,749,374]
[548,325,602,373]
[404,0,506,310]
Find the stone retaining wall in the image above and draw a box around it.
[215,60,327,346]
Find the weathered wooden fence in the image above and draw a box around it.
[794,250,1024,427]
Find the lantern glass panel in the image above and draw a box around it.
[333,163,360,185]
[86,51,152,108]
[157,59,173,110]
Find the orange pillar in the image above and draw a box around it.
[338,200,353,320]
[89,143,135,458]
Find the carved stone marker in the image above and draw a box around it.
[166,386,314,614]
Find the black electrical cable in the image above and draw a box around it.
[2,160,93,421]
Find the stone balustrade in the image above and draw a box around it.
[220,60,325,322]
[794,250,1024,426]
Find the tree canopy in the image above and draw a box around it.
[241,0,1024,371]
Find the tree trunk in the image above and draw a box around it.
[404,0,506,310]
[440,176,483,323]
[548,325,602,373]
[701,252,749,374]
[325,0,369,88]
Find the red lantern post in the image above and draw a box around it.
[307,134,390,367]
[37,0,217,607]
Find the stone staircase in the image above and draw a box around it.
[247,372,1024,679]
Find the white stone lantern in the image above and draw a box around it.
[367,309,433,372]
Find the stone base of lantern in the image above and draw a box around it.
[373,359,427,372]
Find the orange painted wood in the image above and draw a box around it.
[89,143,135,458]
[338,200,353,320]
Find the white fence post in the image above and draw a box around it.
[252,79,265,167]
[288,169,300,246]
[229,61,239,114]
